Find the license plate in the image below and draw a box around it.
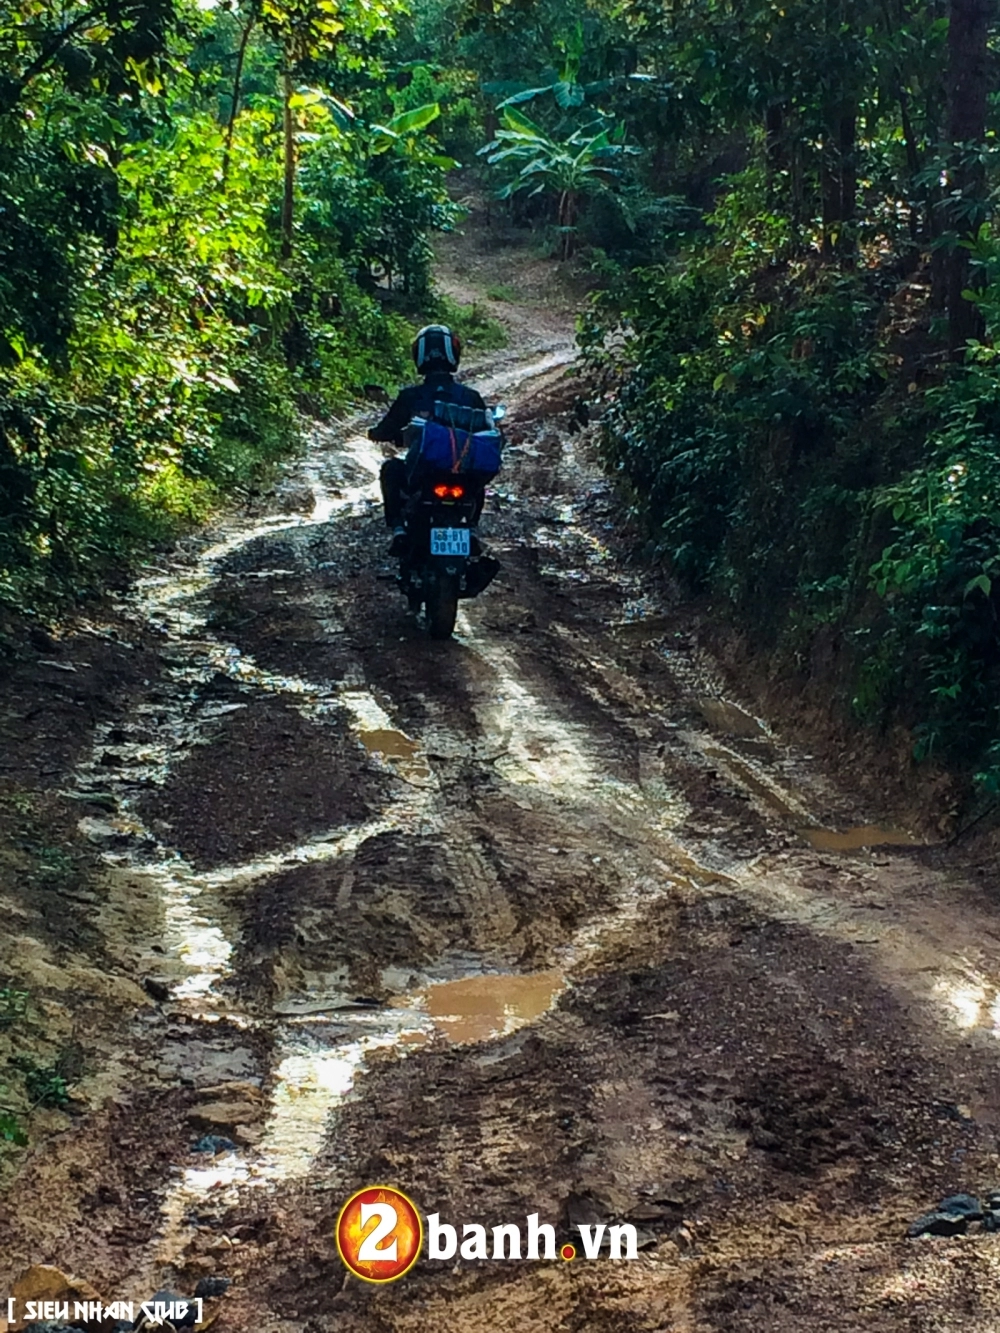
[430,527,470,557]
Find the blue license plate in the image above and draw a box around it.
[430,527,470,557]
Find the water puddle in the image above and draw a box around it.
[801,824,922,853]
[935,977,989,1029]
[611,615,673,642]
[698,697,768,739]
[702,744,813,823]
[304,430,382,521]
[534,520,616,582]
[704,741,922,854]
[415,968,566,1045]
[359,729,433,784]
[932,971,1000,1034]
[474,345,576,399]
[257,1026,414,1178]
[459,630,598,790]
[162,871,233,1007]
[157,1155,251,1266]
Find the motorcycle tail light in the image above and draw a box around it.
[448,485,465,498]
[432,484,450,498]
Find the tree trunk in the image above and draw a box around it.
[821,102,857,258]
[897,85,921,241]
[945,0,992,352]
[839,107,856,230]
[281,60,295,261]
[558,190,577,260]
[765,103,785,200]
[789,131,805,246]
[0,11,99,115]
[223,3,257,186]
[820,125,840,257]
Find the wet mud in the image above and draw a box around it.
[4,235,1000,1333]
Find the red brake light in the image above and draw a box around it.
[449,485,464,498]
[433,484,449,497]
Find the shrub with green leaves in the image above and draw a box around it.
[0,0,462,617]
[868,360,1000,768]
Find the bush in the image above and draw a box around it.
[430,293,508,353]
[582,175,1000,788]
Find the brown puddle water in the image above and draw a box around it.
[419,969,565,1045]
[700,744,922,855]
[802,824,923,853]
[359,727,433,783]
[703,745,810,823]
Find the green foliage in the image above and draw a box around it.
[0,1113,28,1147]
[299,99,459,297]
[484,283,519,302]
[392,63,483,162]
[0,989,28,1030]
[587,142,1000,790]
[430,294,507,352]
[866,358,1000,765]
[0,0,460,613]
[10,1056,70,1109]
[482,99,636,257]
[0,986,57,1143]
[582,151,991,783]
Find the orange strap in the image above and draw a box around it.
[448,425,473,473]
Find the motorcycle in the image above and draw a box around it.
[395,404,505,640]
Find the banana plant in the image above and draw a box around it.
[481,21,613,115]
[483,105,633,258]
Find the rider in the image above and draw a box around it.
[369,324,487,556]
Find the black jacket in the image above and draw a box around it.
[369,373,486,449]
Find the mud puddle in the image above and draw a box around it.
[801,823,923,852]
[411,969,566,1045]
[473,345,576,400]
[701,742,814,825]
[697,697,769,739]
[696,735,924,857]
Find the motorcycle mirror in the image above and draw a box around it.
[493,403,507,423]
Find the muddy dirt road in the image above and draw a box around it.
[5,248,1000,1332]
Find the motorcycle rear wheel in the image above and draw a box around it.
[426,571,459,640]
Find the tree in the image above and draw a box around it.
[0,0,177,115]
[223,0,263,183]
[483,103,633,258]
[944,0,994,352]
[259,0,346,258]
[259,0,401,259]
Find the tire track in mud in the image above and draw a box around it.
[6,344,646,1295]
[8,335,1000,1331]
[206,386,1000,1330]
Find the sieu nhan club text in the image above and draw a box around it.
[6,1298,203,1326]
